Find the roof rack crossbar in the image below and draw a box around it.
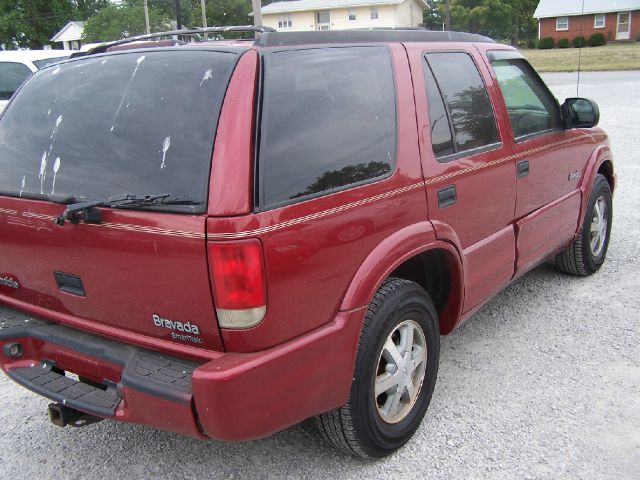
[87,25,276,55]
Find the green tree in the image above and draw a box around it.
[424,0,445,30]
[0,0,76,49]
[125,0,202,28]
[75,0,110,20]
[442,0,537,44]
[510,0,538,46]
[202,0,252,26]
[82,4,172,42]
[447,0,513,40]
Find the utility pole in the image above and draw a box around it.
[200,0,207,40]
[252,0,263,27]
[175,0,182,30]
[143,0,150,34]
[445,0,451,31]
[200,0,207,29]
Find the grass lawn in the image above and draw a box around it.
[522,43,640,72]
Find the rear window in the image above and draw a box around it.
[259,46,397,208]
[0,50,239,213]
[0,61,32,100]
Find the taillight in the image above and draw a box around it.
[207,239,266,329]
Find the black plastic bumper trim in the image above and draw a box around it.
[8,361,119,418]
[0,305,201,408]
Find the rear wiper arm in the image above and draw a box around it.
[54,194,133,226]
[54,193,195,226]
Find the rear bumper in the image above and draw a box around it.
[0,304,365,440]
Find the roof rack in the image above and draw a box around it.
[255,29,495,48]
[85,25,276,55]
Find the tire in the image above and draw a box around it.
[315,278,440,458]
[555,174,613,276]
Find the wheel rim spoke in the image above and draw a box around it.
[375,372,399,397]
[411,346,426,374]
[384,388,403,417]
[382,338,403,366]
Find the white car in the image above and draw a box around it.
[0,50,71,112]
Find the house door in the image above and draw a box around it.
[617,12,631,40]
[316,11,330,30]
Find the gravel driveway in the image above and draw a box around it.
[1,71,638,480]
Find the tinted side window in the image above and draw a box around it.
[426,52,499,154]
[423,61,454,158]
[490,58,562,138]
[0,62,32,100]
[260,47,396,208]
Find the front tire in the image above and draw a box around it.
[555,174,613,276]
[315,278,440,458]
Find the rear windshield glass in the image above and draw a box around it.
[0,50,239,213]
[0,61,32,100]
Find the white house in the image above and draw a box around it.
[261,0,428,32]
[51,21,85,50]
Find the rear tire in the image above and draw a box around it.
[315,278,439,458]
[555,174,612,276]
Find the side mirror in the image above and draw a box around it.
[562,98,600,129]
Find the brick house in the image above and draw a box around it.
[534,0,640,42]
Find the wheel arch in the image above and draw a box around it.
[578,144,615,230]
[340,222,465,335]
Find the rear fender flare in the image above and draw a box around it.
[340,221,465,333]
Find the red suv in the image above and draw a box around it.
[0,28,615,458]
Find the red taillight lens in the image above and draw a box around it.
[208,239,266,311]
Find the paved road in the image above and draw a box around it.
[1,71,639,479]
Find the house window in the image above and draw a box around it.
[371,8,379,20]
[349,10,356,21]
[278,15,292,29]
[556,16,569,31]
[594,13,605,28]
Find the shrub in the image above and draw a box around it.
[588,32,607,47]
[526,38,536,49]
[572,35,587,48]
[636,32,640,42]
[557,38,570,48]
[538,37,556,49]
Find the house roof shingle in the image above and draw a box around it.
[534,0,640,19]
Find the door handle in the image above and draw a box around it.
[437,185,457,208]
[517,160,529,178]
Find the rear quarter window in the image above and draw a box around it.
[259,46,397,208]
